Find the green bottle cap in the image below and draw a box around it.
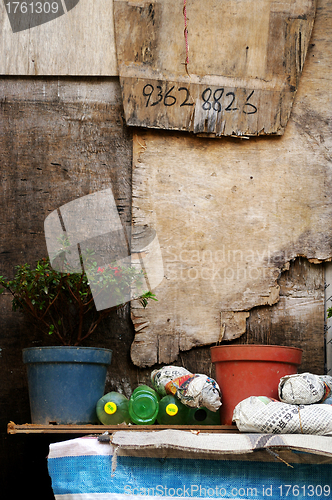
[129,385,159,424]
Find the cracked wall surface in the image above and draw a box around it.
[130,0,332,367]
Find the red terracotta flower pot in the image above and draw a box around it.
[210,345,303,425]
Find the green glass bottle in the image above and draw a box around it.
[96,392,131,425]
[128,385,160,425]
[157,395,190,425]
[187,406,220,425]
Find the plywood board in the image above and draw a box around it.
[114,0,317,136]
[0,0,117,75]
[130,0,332,367]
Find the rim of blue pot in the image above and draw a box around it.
[22,346,113,365]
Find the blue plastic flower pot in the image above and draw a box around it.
[22,346,112,424]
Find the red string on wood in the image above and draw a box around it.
[183,0,189,75]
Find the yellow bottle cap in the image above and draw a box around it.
[104,402,117,415]
[166,403,178,416]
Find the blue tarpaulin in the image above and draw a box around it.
[48,436,332,500]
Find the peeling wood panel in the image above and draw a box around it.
[221,311,250,342]
[114,0,316,136]
[130,0,332,367]
[0,0,117,75]
[243,258,325,374]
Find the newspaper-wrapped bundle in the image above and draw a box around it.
[151,366,222,412]
[233,396,332,435]
[278,373,332,404]
[151,366,191,397]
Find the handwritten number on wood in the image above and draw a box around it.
[142,84,258,114]
[202,88,212,110]
[143,84,154,107]
[213,88,224,111]
[243,90,257,114]
[225,92,238,111]
[164,86,177,106]
[151,86,163,107]
[179,87,194,107]
[143,84,179,107]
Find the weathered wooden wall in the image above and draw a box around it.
[114,0,317,136]
[0,0,331,497]
[0,76,217,498]
[130,0,332,368]
[0,1,118,75]
[0,75,220,498]
[243,258,325,371]
[0,77,133,498]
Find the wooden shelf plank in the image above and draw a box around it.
[9,422,332,465]
[7,422,238,435]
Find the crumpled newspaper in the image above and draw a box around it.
[151,366,191,397]
[233,396,332,435]
[151,365,222,412]
[278,372,332,405]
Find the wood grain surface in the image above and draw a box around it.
[114,0,317,136]
[130,0,331,367]
[0,0,118,75]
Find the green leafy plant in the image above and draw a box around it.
[0,256,156,346]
